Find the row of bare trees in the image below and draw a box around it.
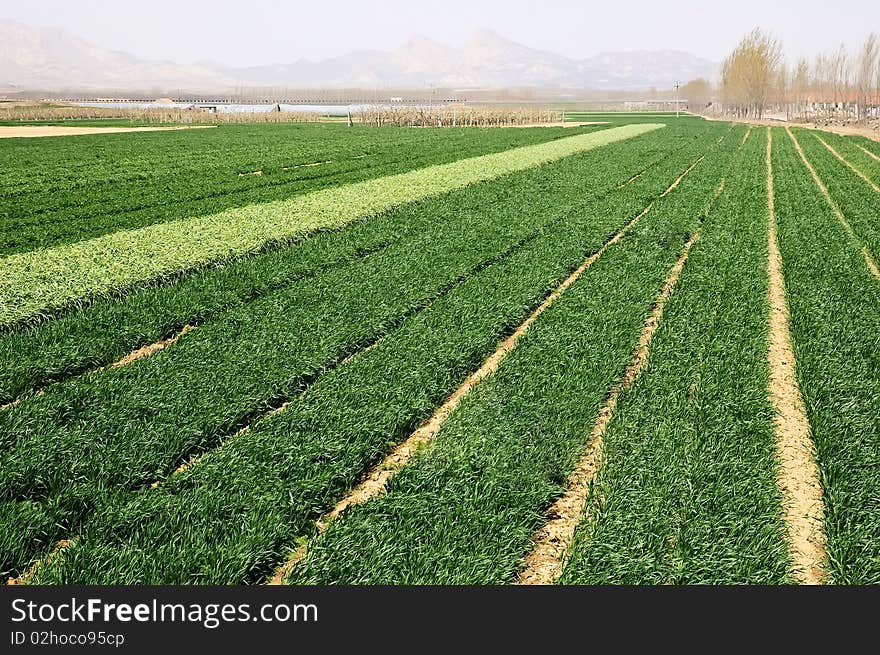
[3,103,567,128]
[685,28,880,122]
[0,104,326,124]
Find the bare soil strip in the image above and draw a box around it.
[9,340,385,582]
[283,160,332,171]
[742,126,753,146]
[517,223,704,586]
[267,154,708,585]
[153,412,281,488]
[6,540,69,585]
[109,325,194,369]
[814,136,880,193]
[857,145,880,162]
[787,128,880,280]
[2,325,195,411]
[660,157,704,197]
[150,346,382,489]
[0,126,216,139]
[767,129,828,585]
[239,170,263,177]
[618,172,643,188]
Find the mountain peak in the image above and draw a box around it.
[1,20,718,92]
[469,29,512,45]
[403,34,444,48]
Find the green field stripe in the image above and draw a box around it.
[0,125,697,405]
[561,129,790,584]
[792,130,880,263]
[853,137,880,161]
[773,128,880,584]
[0,126,711,579]
[280,137,739,585]
[809,131,880,184]
[0,123,662,327]
[26,126,732,584]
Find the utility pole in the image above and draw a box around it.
[674,81,681,119]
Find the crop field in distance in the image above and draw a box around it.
[2,111,879,586]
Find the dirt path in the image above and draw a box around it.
[814,135,880,193]
[766,129,828,585]
[7,540,69,585]
[787,128,880,280]
[110,325,194,368]
[0,125,216,139]
[858,145,880,162]
[517,223,704,585]
[1,324,196,414]
[267,152,709,585]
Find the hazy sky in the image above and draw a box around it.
[4,0,878,66]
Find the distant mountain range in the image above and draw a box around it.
[0,19,228,93]
[0,19,718,93]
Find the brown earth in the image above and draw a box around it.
[7,540,70,586]
[766,129,828,585]
[111,325,194,369]
[858,145,880,162]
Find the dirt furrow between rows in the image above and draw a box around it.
[266,156,709,586]
[159,340,386,485]
[0,327,197,415]
[6,541,69,586]
[767,129,828,585]
[857,145,880,162]
[109,325,195,368]
[660,157,704,197]
[787,128,880,281]
[0,240,396,412]
[814,135,880,193]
